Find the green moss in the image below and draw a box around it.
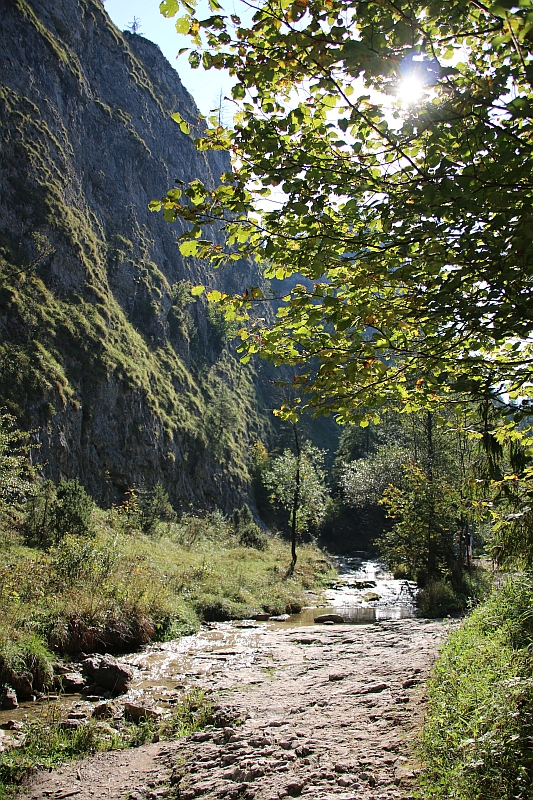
[0,32,267,495]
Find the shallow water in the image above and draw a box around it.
[0,556,417,724]
[122,555,418,703]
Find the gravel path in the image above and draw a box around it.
[19,618,447,800]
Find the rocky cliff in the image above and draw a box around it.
[0,0,268,510]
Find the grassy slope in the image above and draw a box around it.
[421,576,533,800]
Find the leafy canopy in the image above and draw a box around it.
[154,0,533,422]
[262,442,330,534]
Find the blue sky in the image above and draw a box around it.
[104,0,237,117]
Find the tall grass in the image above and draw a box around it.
[421,576,533,800]
[1,510,334,691]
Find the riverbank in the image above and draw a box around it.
[16,617,448,800]
[0,513,334,709]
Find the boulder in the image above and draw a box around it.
[11,671,33,698]
[1,688,18,710]
[60,672,86,692]
[314,613,345,624]
[60,719,85,729]
[81,657,100,678]
[124,702,162,722]
[92,700,120,720]
[82,655,133,695]
[361,682,389,694]
[286,781,305,797]
[363,592,381,602]
[402,678,421,689]
[0,719,23,731]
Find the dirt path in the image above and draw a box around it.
[19,618,447,800]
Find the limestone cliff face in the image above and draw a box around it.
[0,0,266,510]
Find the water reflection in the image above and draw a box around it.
[274,555,418,628]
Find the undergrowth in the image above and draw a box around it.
[417,570,491,618]
[421,575,533,800]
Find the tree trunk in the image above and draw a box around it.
[288,422,301,576]
[426,410,436,579]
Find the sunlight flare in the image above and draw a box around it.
[397,75,425,105]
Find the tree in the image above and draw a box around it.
[138,482,176,536]
[52,479,95,541]
[127,16,142,35]
[262,437,330,568]
[340,409,483,581]
[153,0,533,424]
[340,442,408,509]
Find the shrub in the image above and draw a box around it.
[418,571,491,619]
[52,479,94,540]
[24,480,56,546]
[418,580,463,618]
[138,483,175,536]
[239,525,268,550]
[48,534,117,587]
[194,595,253,622]
[0,631,54,696]
[232,504,268,550]
[0,412,38,530]
[231,504,254,531]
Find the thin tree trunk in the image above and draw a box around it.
[288,422,301,576]
[426,410,436,579]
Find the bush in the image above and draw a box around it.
[52,479,94,540]
[0,631,54,696]
[418,580,464,618]
[194,595,253,622]
[24,480,56,546]
[239,524,268,550]
[138,483,175,536]
[48,534,117,587]
[0,413,38,527]
[418,571,491,619]
[421,576,533,800]
[232,504,268,550]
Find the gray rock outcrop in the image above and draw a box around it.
[0,0,267,510]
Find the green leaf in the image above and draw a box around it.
[171,112,191,135]
[175,16,191,34]
[160,0,179,18]
[191,285,205,296]
[232,84,246,100]
[179,240,199,256]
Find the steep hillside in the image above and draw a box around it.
[0,0,268,510]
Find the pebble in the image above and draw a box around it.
[361,683,389,694]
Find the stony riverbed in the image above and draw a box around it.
[14,559,449,800]
[17,618,448,800]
